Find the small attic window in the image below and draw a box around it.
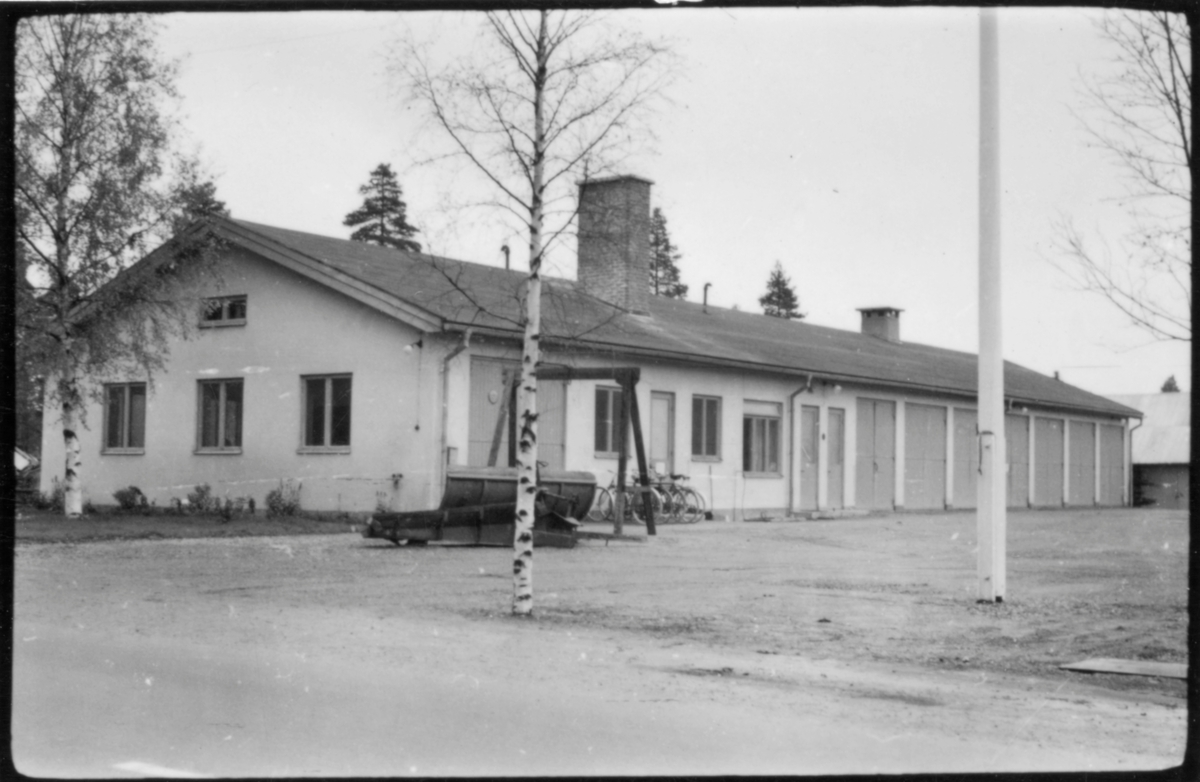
[202,295,247,327]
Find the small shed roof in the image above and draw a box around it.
[206,218,1138,420]
[1107,393,1190,465]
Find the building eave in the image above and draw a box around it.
[439,321,1137,420]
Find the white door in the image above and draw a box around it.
[650,392,675,476]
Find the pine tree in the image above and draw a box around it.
[172,178,229,234]
[649,207,687,299]
[759,261,804,319]
[343,164,421,252]
[1161,375,1180,393]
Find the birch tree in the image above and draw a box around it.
[16,14,224,517]
[1056,10,1191,341]
[396,10,674,614]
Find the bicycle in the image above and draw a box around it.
[648,469,706,524]
[586,472,663,525]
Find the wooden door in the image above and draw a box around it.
[1068,421,1096,506]
[827,407,845,509]
[953,408,978,509]
[1005,414,1030,508]
[468,357,565,470]
[1034,417,1064,507]
[1098,424,1124,505]
[904,403,946,509]
[650,392,675,476]
[855,398,895,509]
[799,405,820,511]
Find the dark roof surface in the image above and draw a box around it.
[227,218,1139,418]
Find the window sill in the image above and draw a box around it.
[297,446,351,455]
[102,448,145,456]
[194,448,242,455]
[199,320,246,329]
[744,471,784,479]
[691,455,721,463]
[594,452,627,460]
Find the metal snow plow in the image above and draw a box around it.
[361,466,596,548]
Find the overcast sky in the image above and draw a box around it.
[155,7,1191,396]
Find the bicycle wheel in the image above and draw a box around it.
[660,485,686,523]
[587,487,613,522]
[678,486,706,523]
[627,486,663,524]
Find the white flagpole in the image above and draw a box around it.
[978,6,1007,602]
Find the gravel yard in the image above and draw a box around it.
[14,506,1188,773]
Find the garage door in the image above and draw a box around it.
[1005,414,1029,508]
[953,408,978,509]
[1068,421,1096,506]
[468,358,566,470]
[1098,424,1124,505]
[1034,417,1064,507]
[855,398,895,510]
[904,403,946,509]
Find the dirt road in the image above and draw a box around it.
[13,509,1188,775]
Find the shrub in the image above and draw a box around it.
[219,496,252,522]
[265,480,302,518]
[113,486,148,511]
[187,484,218,514]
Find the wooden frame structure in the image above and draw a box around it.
[535,366,656,535]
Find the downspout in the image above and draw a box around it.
[1126,416,1143,507]
[438,328,472,504]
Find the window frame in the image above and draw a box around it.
[742,402,783,477]
[594,385,626,458]
[691,395,722,461]
[200,295,248,328]
[102,382,147,455]
[195,378,244,454]
[299,374,353,453]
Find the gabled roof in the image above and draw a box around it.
[1108,393,1190,464]
[218,218,1139,419]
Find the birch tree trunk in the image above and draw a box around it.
[512,12,549,616]
[60,375,84,518]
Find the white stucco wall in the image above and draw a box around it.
[441,347,1130,520]
[40,247,442,513]
[45,246,1128,519]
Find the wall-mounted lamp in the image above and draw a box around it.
[404,338,424,354]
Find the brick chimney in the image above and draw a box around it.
[858,307,903,342]
[577,175,653,315]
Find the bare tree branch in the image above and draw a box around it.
[1055,10,1191,342]
[391,10,675,614]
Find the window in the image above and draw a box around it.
[743,401,782,474]
[302,375,352,450]
[595,386,624,456]
[197,379,243,451]
[201,295,247,327]
[104,383,146,453]
[691,395,721,459]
